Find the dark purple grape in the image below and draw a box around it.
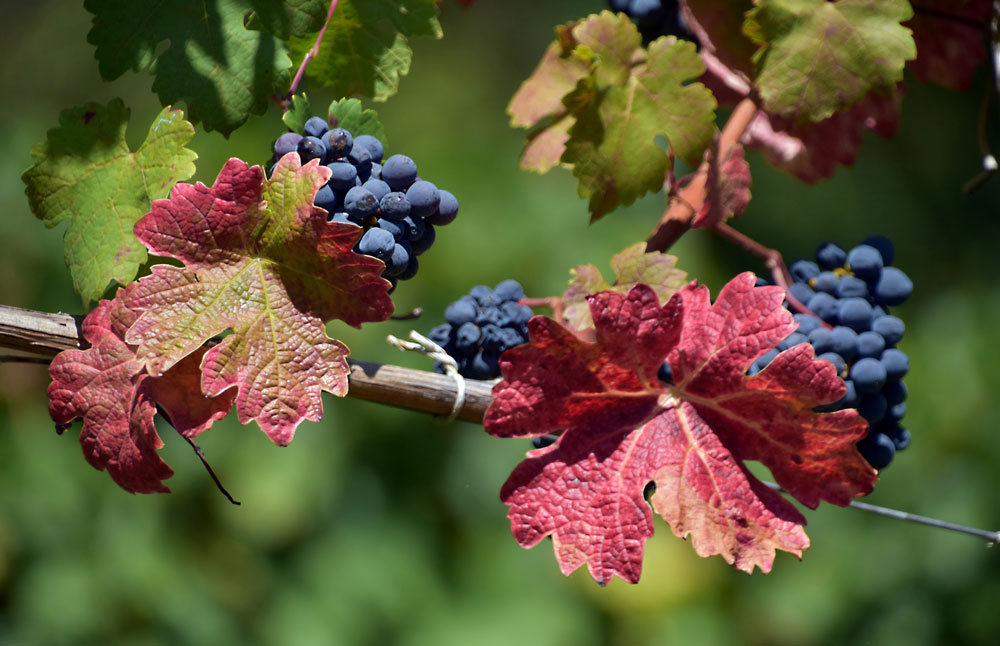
[274,132,303,157]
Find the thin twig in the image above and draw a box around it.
[712,222,826,322]
[762,481,1000,545]
[390,307,424,321]
[285,0,340,101]
[646,97,759,253]
[962,1,1000,192]
[183,435,241,506]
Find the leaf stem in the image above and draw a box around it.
[645,97,759,253]
[285,0,340,102]
[183,435,240,505]
[762,481,1000,544]
[711,222,824,321]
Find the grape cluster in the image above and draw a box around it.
[272,116,459,291]
[751,236,913,470]
[426,281,534,380]
[608,0,697,44]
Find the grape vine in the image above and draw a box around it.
[1,0,998,595]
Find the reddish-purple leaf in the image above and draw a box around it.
[906,0,991,90]
[693,143,752,227]
[48,292,236,493]
[744,89,901,183]
[125,155,393,445]
[702,45,900,182]
[485,274,875,584]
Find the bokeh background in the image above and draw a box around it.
[0,1,998,644]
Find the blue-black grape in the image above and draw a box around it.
[445,299,477,326]
[856,331,886,358]
[427,189,459,226]
[494,279,525,301]
[314,185,339,211]
[807,292,839,323]
[873,267,913,306]
[327,161,358,190]
[836,275,868,299]
[829,326,859,360]
[383,242,411,276]
[880,348,909,380]
[377,217,407,240]
[861,234,895,265]
[379,192,412,221]
[356,227,394,260]
[858,432,895,469]
[850,357,887,393]
[345,186,378,218]
[406,180,440,218]
[402,215,425,242]
[812,271,840,294]
[410,223,436,255]
[303,116,329,139]
[837,297,873,332]
[788,282,814,305]
[398,255,419,281]
[790,260,820,282]
[362,179,391,202]
[382,154,419,191]
[872,315,905,345]
[846,244,883,281]
[274,132,303,157]
[323,128,353,158]
[354,134,384,164]
[297,136,327,163]
[858,392,887,423]
[815,242,847,269]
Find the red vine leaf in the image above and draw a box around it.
[48,292,236,494]
[485,274,875,584]
[125,155,393,445]
[693,143,752,227]
[745,88,902,183]
[906,0,991,90]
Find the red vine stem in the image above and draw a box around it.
[645,97,759,253]
[285,0,340,102]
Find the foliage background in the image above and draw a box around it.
[0,1,997,644]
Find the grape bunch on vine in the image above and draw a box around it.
[1,0,997,593]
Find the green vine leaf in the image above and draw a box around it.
[245,0,329,39]
[328,99,388,144]
[287,0,442,102]
[745,0,916,122]
[282,93,314,133]
[509,11,716,221]
[85,0,325,135]
[22,99,197,305]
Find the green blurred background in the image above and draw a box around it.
[0,2,998,644]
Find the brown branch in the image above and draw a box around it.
[0,304,493,425]
[645,97,759,253]
[4,308,999,542]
